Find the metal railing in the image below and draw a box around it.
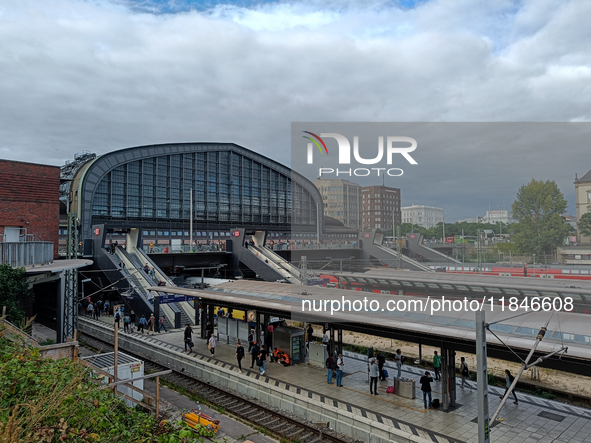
[0,242,54,267]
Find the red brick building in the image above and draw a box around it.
[0,159,61,258]
[361,185,401,231]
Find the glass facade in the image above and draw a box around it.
[91,150,317,229]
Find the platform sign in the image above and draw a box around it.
[159,294,191,304]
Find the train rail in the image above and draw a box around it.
[79,332,354,443]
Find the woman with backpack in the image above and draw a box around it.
[500,369,518,404]
[460,357,469,387]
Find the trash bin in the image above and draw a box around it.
[395,378,416,399]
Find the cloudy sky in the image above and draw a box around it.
[1,0,590,220]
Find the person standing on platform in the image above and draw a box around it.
[184,324,193,353]
[306,324,313,343]
[205,321,214,341]
[114,309,121,329]
[394,349,404,378]
[123,313,130,333]
[266,326,274,362]
[258,345,267,375]
[326,354,335,384]
[248,329,254,352]
[138,315,147,333]
[460,357,469,387]
[158,315,167,333]
[433,351,442,381]
[377,351,386,381]
[500,369,519,404]
[148,314,156,335]
[420,371,434,409]
[129,310,136,332]
[86,302,93,317]
[370,358,379,395]
[250,342,260,369]
[235,340,245,373]
[93,305,100,320]
[208,334,217,355]
[336,354,344,387]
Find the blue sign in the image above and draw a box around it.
[159,294,192,304]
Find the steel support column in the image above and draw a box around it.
[61,212,78,343]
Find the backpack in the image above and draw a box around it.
[462,364,469,376]
[115,312,121,320]
[432,399,440,408]
[509,374,515,383]
[248,333,254,342]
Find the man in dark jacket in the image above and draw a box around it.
[235,340,245,373]
[184,324,193,354]
[377,351,386,380]
[205,321,214,341]
[420,371,434,409]
[250,342,260,369]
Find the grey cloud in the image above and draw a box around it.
[0,0,589,218]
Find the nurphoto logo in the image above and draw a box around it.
[303,131,418,177]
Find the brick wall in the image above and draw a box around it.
[0,159,61,258]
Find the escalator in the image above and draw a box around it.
[249,245,302,282]
[134,247,196,325]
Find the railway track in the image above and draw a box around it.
[79,333,353,443]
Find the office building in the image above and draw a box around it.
[313,178,362,229]
[361,185,401,230]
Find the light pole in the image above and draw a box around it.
[533,254,536,277]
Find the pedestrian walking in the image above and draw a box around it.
[129,310,136,332]
[250,342,260,368]
[336,354,344,387]
[86,302,93,317]
[258,345,267,375]
[123,314,130,332]
[326,354,335,384]
[208,334,217,355]
[235,340,245,373]
[306,323,313,343]
[138,315,147,333]
[148,314,156,335]
[433,351,441,381]
[460,357,469,387]
[370,358,379,395]
[394,349,404,378]
[377,351,386,380]
[158,315,167,333]
[420,371,434,409]
[184,324,193,353]
[500,369,519,404]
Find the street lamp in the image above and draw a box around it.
[533,254,536,277]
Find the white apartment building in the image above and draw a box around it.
[482,209,515,225]
[401,204,444,229]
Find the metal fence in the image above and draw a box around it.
[0,242,54,267]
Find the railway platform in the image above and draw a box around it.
[85,316,591,443]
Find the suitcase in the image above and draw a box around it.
[383,370,389,378]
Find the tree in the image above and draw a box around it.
[0,264,30,325]
[511,179,572,256]
[579,212,591,239]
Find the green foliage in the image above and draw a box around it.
[495,243,518,254]
[511,179,572,255]
[0,335,206,442]
[0,263,30,325]
[579,213,591,238]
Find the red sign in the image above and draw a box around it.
[234,231,240,237]
[364,233,370,238]
[94,228,100,236]
[410,234,415,239]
